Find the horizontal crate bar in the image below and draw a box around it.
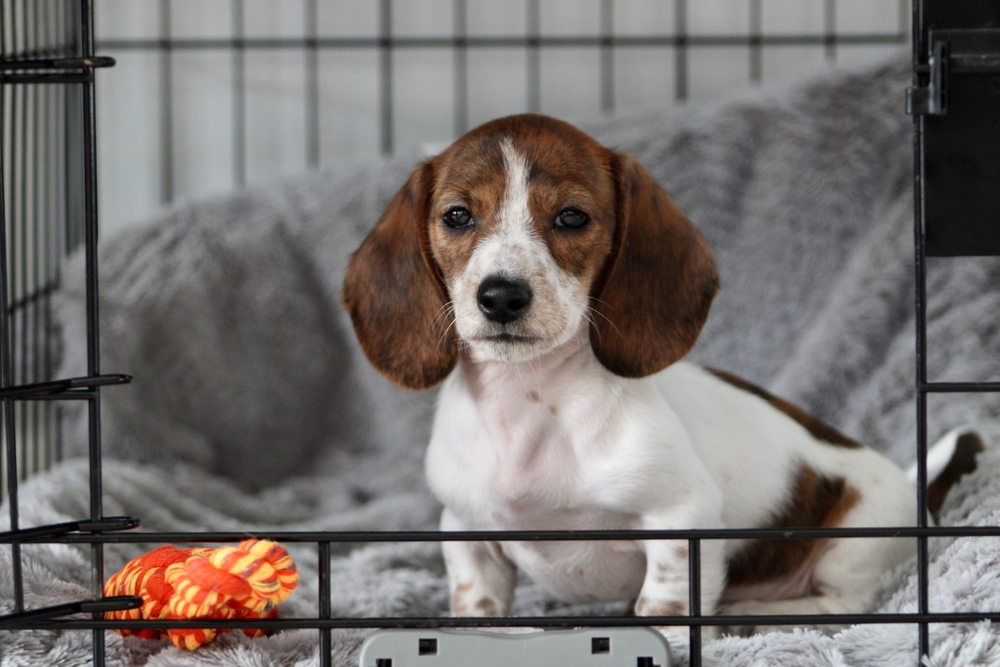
[12,609,1000,631]
[0,373,131,400]
[921,382,1000,393]
[96,32,905,51]
[7,524,1000,544]
[0,73,94,84]
[0,596,140,628]
[0,57,116,71]
[0,516,139,543]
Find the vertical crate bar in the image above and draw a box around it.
[689,538,701,667]
[319,541,332,667]
[674,0,687,101]
[232,0,246,187]
[158,0,174,204]
[78,0,106,663]
[600,0,613,114]
[453,0,468,137]
[305,0,319,169]
[526,0,540,113]
[911,0,930,652]
[379,0,392,156]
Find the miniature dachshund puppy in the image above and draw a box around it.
[342,114,978,635]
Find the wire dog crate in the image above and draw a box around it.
[2,1,1000,667]
[93,0,910,236]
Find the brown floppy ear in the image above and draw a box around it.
[590,154,719,378]
[341,162,457,389]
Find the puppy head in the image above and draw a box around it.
[342,114,718,389]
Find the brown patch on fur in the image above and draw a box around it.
[707,368,862,449]
[473,597,498,616]
[674,545,688,561]
[590,153,719,378]
[928,431,984,519]
[725,463,861,590]
[636,597,686,617]
[429,138,508,279]
[450,582,474,615]
[342,162,457,390]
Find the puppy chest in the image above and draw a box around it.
[502,536,647,603]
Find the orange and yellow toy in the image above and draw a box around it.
[103,538,298,650]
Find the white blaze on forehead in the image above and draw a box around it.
[499,138,532,235]
[469,137,541,278]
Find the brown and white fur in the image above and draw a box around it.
[341,114,980,635]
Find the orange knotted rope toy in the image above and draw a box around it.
[103,539,298,650]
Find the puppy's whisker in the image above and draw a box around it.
[583,312,603,345]
[587,300,623,338]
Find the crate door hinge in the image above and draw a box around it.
[907,40,949,116]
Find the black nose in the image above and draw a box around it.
[477,276,532,324]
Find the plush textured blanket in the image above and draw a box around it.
[4,54,1000,666]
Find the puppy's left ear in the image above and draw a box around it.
[590,153,719,378]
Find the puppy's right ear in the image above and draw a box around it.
[341,162,457,389]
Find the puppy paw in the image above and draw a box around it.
[450,586,507,617]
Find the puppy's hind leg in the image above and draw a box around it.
[720,534,910,635]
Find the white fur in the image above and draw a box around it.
[425,144,920,636]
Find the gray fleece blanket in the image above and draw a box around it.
[4,54,1000,666]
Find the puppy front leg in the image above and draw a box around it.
[636,510,726,640]
[440,508,517,616]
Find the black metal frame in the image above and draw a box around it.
[1,2,996,667]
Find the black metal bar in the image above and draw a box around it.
[600,0,613,114]
[158,0,173,204]
[319,541,332,667]
[16,55,28,487]
[89,33,909,51]
[674,0,687,101]
[0,373,130,399]
[305,0,319,169]
[379,0,392,156]
[750,0,762,84]
[453,0,467,136]
[921,382,1000,392]
[41,5,54,472]
[824,0,837,62]
[30,29,41,477]
[0,515,139,542]
[17,609,1000,632]
[689,538,701,667]
[0,595,141,628]
[526,0,540,113]
[78,1,105,664]
[232,0,246,187]
[912,0,929,661]
[0,56,114,70]
[8,524,1000,545]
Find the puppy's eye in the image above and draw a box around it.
[443,207,474,229]
[556,208,589,229]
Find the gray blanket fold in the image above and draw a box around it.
[4,53,1000,666]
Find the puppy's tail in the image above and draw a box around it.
[906,428,986,519]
